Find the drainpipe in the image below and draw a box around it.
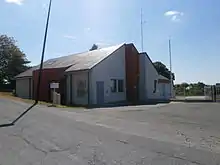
[70,74,73,105]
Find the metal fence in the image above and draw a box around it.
[173,85,220,102]
[216,85,220,102]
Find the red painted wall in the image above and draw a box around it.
[33,68,67,102]
[125,44,140,103]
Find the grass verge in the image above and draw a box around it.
[0,92,73,108]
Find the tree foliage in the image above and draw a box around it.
[153,61,175,80]
[89,44,98,51]
[175,82,206,96]
[0,35,30,85]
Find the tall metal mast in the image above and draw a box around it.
[169,38,173,98]
[141,8,144,52]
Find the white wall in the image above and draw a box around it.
[16,77,32,99]
[66,75,70,105]
[157,74,172,100]
[158,83,171,100]
[66,71,88,105]
[90,45,126,105]
[139,53,160,101]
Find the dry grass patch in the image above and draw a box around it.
[0,92,70,108]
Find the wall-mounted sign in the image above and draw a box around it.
[50,82,59,89]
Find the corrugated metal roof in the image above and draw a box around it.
[15,44,123,78]
[65,44,123,72]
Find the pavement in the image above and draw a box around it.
[172,96,213,103]
[1,98,220,165]
[175,96,208,100]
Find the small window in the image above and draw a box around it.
[111,79,117,92]
[153,80,157,93]
[118,80,124,92]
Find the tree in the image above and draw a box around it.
[174,82,206,96]
[153,61,175,80]
[0,35,30,85]
[89,44,98,51]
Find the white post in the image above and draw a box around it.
[52,88,56,105]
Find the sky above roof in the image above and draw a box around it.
[1,0,220,84]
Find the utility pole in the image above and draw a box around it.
[140,8,144,52]
[36,0,53,103]
[6,0,53,127]
[169,38,173,98]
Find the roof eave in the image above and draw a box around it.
[15,76,32,80]
[64,69,90,75]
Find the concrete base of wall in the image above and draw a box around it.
[171,99,213,103]
[87,101,130,109]
[138,99,171,105]
[67,99,172,109]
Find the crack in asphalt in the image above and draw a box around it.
[116,140,129,144]
[9,133,48,155]
[7,131,85,164]
[153,150,204,165]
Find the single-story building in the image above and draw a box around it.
[15,43,173,106]
[139,52,172,102]
[157,75,172,100]
[15,43,140,106]
[15,67,36,99]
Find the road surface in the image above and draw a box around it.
[1,98,220,164]
[175,96,210,101]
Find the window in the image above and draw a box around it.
[118,80,124,92]
[111,79,117,92]
[77,80,87,97]
[111,79,124,93]
[153,80,157,93]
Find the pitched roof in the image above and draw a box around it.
[15,44,123,78]
[15,66,37,78]
[65,44,123,72]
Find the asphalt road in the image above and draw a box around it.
[1,98,220,165]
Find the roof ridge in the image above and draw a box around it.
[65,44,124,72]
[45,43,124,62]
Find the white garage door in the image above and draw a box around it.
[16,78,32,99]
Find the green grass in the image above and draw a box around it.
[0,92,83,109]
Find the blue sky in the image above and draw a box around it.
[1,0,220,84]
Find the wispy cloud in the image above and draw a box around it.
[164,10,184,22]
[63,35,76,40]
[85,27,91,31]
[5,0,24,5]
